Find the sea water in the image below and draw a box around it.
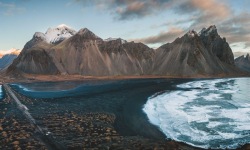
[143,78,250,149]
[0,85,3,100]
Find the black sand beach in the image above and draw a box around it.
[0,79,193,149]
[1,78,249,149]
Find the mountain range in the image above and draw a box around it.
[235,54,250,72]
[0,49,20,70]
[5,24,246,77]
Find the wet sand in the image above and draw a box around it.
[1,79,198,149]
[1,72,249,84]
[1,87,196,149]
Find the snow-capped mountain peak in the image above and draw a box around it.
[44,24,77,44]
[30,24,77,45]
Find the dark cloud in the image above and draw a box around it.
[217,13,250,49]
[74,0,250,50]
[115,1,150,20]
[75,0,172,20]
[133,0,250,50]
[170,0,250,50]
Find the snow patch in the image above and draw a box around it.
[32,24,77,44]
[45,25,76,44]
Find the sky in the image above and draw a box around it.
[0,0,249,55]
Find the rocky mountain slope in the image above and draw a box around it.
[235,54,250,72]
[153,26,237,76]
[6,25,242,77]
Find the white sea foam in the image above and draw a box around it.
[0,85,3,99]
[143,78,250,149]
[11,83,77,92]
[11,84,33,92]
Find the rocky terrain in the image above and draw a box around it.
[6,25,244,77]
[235,54,250,72]
[153,26,238,76]
[0,90,47,150]
[0,85,197,150]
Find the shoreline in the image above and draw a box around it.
[1,73,249,84]
[1,77,250,149]
[1,81,200,149]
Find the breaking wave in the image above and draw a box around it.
[143,78,250,149]
[0,85,3,100]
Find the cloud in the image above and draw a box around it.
[114,0,173,20]
[129,27,184,44]
[130,0,232,45]
[217,13,250,50]
[74,0,230,22]
[133,0,250,50]
[74,0,250,50]
[168,0,250,50]
[74,0,173,20]
[174,0,231,29]
[0,2,25,16]
[115,1,149,20]
[190,0,230,18]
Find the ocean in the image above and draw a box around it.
[0,85,3,100]
[143,78,250,149]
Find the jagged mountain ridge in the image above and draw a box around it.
[153,26,238,76]
[48,29,155,76]
[8,27,154,76]
[235,54,250,72]
[199,25,234,65]
[6,25,242,77]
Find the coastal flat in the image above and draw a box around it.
[1,78,198,149]
[2,73,249,84]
